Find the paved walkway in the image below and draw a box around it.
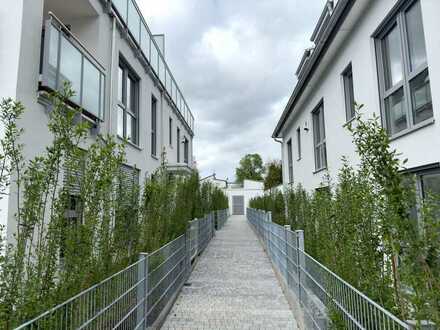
[161,215,298,330]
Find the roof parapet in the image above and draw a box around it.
[310,0,335,44]
[295,47,315,78]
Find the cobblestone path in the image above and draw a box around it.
[161,215,298,330]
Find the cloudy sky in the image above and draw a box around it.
[138,0,324,181]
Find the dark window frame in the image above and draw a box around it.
[287,139,293,184]
[151,95,158,157]
[117,57,139,145]
[177,127,181,163]
[296,127,302,160]
[342,63,356,122]
[374,0,432,139]
[169,117,173,146]
[183,136,189,164]
[312,101,327,172]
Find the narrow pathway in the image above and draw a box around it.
[161,215,298,330]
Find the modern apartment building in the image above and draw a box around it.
[0,0,195,237]
[274,0,440,198]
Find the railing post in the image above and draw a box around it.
[284,225,291,284]
[296,230,305,303]
[137,253,148,329]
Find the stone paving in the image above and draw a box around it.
[161,215,298,330]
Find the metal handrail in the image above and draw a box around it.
[247,207,410,330]
[14,209,229,330]
[48,12,106,72]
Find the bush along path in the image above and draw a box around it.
[0,86,228,329]
[250,105,440,328]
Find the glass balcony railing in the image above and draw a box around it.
[111,0,195,133]
[40,15,105,120]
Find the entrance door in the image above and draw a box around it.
[232,195,245,215]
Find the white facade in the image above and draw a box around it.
[225,180,265,216]
[0,0,195,237]
[275,0,440,194]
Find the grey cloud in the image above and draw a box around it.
[138,0,325,180]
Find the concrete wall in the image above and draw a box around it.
[280,0,440,191]
[225,180,264,215]
[1,0,194,238]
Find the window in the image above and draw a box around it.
[287,139,293,183]
[313,102,327,171]
[342,64,355,121]
[420,170,440,199]
[376,0,432,137]
[169,117,173,146]
[296,127,302,160]
[117,60,138,144]
[184,137,189,164]
[177,127,181,163]
[151,96,157,157]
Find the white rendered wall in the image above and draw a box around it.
[281,0,440,191]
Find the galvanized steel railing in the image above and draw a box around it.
[15,210,228,330]
[247,208,410,330]
[215,209,228,230]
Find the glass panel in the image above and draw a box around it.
[59,37,82,104]
[118,66,124,103]
[82,60,100,117]
[127,76,132,109]
[100,74,105,119]
[117,106,124,137]
[406,1,427,72]
[47,25,60,89]
[113,0,127,22]
[313,112,320,145]
[150,45,159,74]
[422,173,440,196]
[385,88,407,135]
[383,25,403,89]
[159,58,166,84]
[140,23,150,61]
[410,69,432,125]
[127,113,136,143]
[126,112,132,141]
[127,0,140,43]
[344,69,355,120]
[319,108,326,140]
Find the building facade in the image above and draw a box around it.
[0,0,195,237]
[274,0,440,197]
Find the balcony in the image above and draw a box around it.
[39,14,105,121]
[110,0,195,133]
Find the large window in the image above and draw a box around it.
[287,139,293,183]
[151,96,157,157]
[313,102,327,171]
[117,60,138,144]
[342,64,355,121]
[376,0,432,137]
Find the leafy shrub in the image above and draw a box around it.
[0,87,228,329]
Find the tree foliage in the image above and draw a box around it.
[235,153,264,184]
[263,160,282,191]
[0,87,228,329]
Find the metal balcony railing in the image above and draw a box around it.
[14,210,229,330]
[110,0,195,133]
[40,14,106,121]
[247,208,411,330]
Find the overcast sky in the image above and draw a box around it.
[138,0,324,181]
